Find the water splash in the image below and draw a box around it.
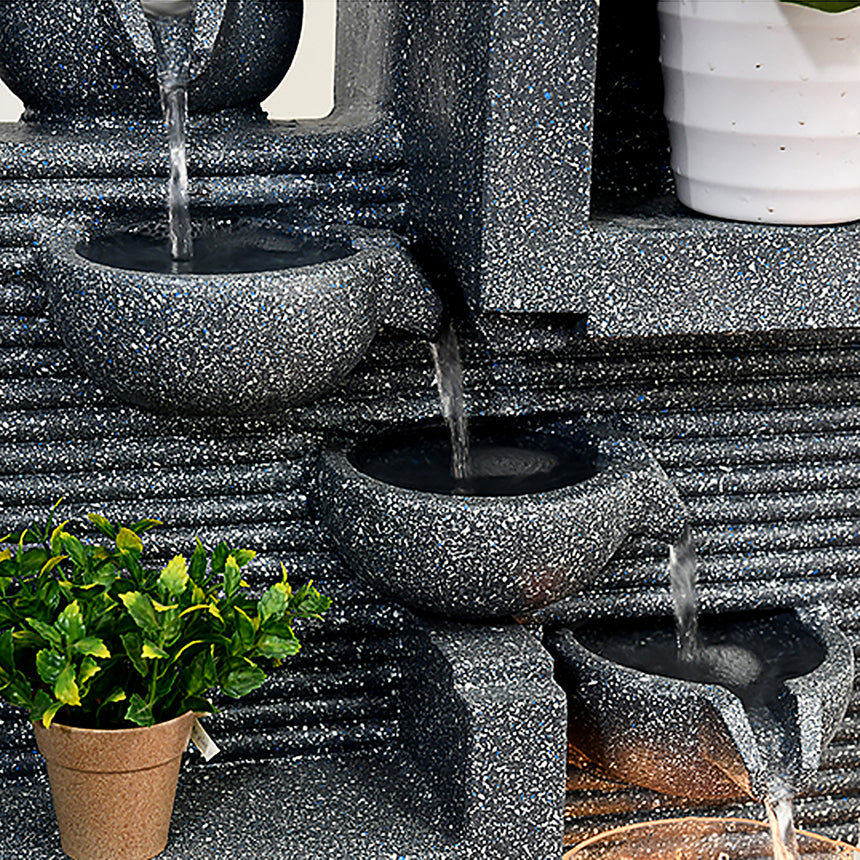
[669,524,700,662]
[144,1,195,263]
[429,322,471,481]
[765,784,801,860]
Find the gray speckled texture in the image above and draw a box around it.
[1,0,860,858]
[41,217,441,415]
[547,606,854,802]
[398,620,567,859]
[316,425,687,619]
[1,754,459,860]
[0,0,302,120]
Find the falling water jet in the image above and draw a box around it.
[142,0,195,264]
[429,321,472,481]
[765,783,801,860]
[669,524,701,662]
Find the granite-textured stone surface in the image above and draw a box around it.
[548,606,854,802]
[1,753,460,860]
[317,424,687,618]
[399,621,568,859]
[1,1,860,858]
[41,217,441,414]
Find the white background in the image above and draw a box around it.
[0,0,337,121]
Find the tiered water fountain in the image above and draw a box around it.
[2,2,860,860]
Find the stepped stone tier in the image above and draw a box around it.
[2,2,860,859]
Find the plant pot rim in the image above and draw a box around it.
[32,709,200,737]
[33,710,200,774]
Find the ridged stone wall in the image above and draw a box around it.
[2,205,860,845]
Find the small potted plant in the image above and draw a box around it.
[658,0,860,224]
[0,504,330,860]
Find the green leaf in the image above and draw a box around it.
[120,591,159,635]
[40,555,67,577]
[232,549,257,567]
[154,669,177,702]
[780,0,860,11]
[60,535,88,570]
[181,695,213,715]
[124,693,154,727]
[116,528,143,557]
[211,541,229,575]
[20,547,49,574]
[56,601,86,644]
[86,513,116,540]
[224,555,241,599]
[95,686,128,723]
[233,606,257,651]
[0,630,14,674]
[220,659,266,698]
[35,649,66,685]
[183,649,217,697]
[72,637,110,659]
[296,590,332,619]
[258,583,288,625]
[256,633,301,659]
[121,632,148,677]
[26,618,63,648]
[2,673,33,709]
[158,555,189,598]
[188,539,208,585]
[141,641,169,660]
[49,521,69,556]
[30,689,63,728]
[129,518,162,534]
[77,656,101,686]
[54,664,81,706]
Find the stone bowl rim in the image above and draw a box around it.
[552,605,844,703]
[44,216,393,284]
[320,419,647,507]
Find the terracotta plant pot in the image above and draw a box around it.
[33,711,196,860]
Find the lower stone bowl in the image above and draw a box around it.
[40,217,442,416]
[316,419,689,620]
[547,605,854,801]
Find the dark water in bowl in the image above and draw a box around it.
[77,225,356,274]
[349,425,600,496]
[575,611,826,710]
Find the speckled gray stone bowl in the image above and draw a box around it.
[0,0,302,119]
[548,606,854,801]
[41,217,442,415]
[316,421,689,619]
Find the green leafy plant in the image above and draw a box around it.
[0,505,330,729]
[781,0,860,12]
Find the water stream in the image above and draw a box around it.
[429,322,472,481]
[665,529,801,860]
[765,784,801,860]
[669,524,700,663]
[144,0,195,263]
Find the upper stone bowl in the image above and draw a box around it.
[0,0,303,120]
[40,215,442,416]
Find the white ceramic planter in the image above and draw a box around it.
[658,0,860,224]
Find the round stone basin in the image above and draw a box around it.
[548,606,854,801]
[41,217,442,416]
[316,419,689,620]
[564,817,860,859]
